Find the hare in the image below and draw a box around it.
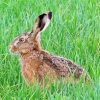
[9,11,91,85]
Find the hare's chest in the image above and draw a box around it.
[21,57,42,84]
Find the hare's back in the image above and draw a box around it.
[42,52,84,78]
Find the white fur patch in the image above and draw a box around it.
[41,16,50,32]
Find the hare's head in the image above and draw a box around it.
[9,11,52,54]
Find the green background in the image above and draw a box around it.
[0,0,100,99]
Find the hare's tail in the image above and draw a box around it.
[74,67,92,83]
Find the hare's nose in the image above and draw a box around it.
[48,12,52,20]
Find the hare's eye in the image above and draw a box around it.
[19,38,24,42]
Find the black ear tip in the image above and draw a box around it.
[48,11,52,20]
[39,14,46,19]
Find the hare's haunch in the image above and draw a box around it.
[9,12,91,85]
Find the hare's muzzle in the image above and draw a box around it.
[9,44,17,53]
[48,12,52,20]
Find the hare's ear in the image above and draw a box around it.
[31,12,52,39]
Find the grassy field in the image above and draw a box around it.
[0,0,100,99]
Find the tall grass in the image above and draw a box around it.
[0,0,100,99]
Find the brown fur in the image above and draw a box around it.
[9,12,91,85]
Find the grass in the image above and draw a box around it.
[0,0,100,99]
